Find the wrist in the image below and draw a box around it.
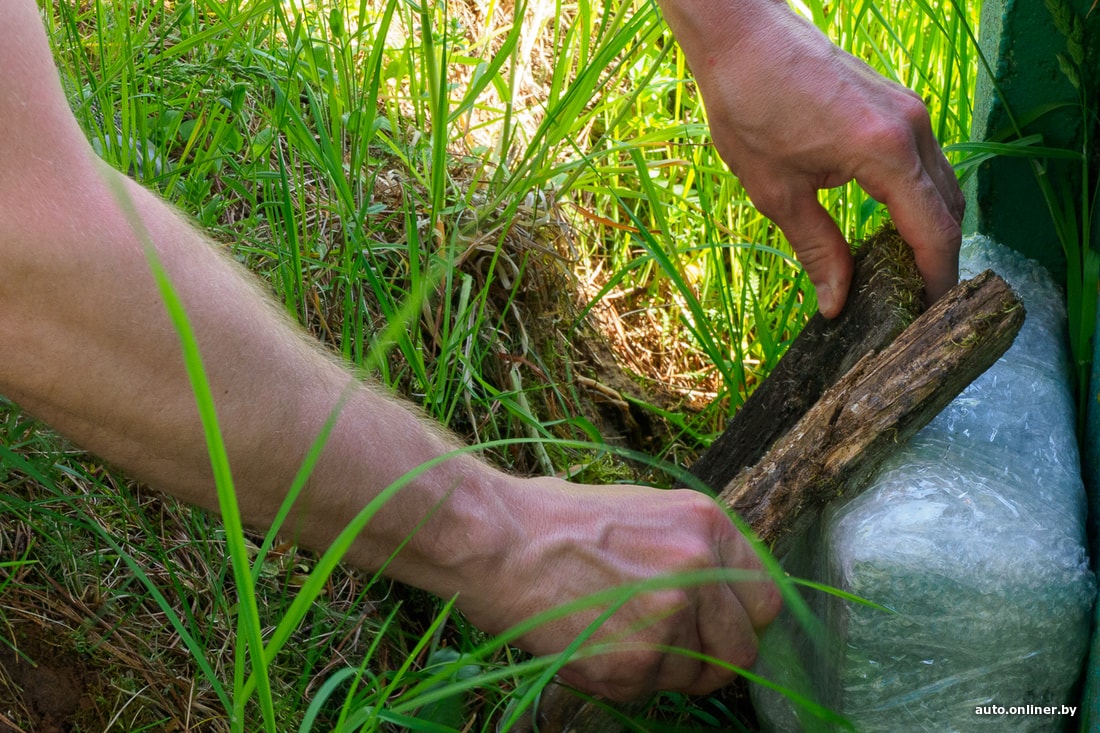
[355,451,527,602]
[657,0,783,60]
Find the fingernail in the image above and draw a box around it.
[817,282,838,319]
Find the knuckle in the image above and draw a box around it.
[647,586,694,618]
[859,118,916,160]
[911,208,963,259]
[857,96,929,159]
[678,488,732,521]
[792,237,843,273]
[709,662,742,689]
[673,488,724,519]
[898,89,933,124]
[689,668,739,697]
[731,636,761,670]
[739,175,792,222]
[562,655,653,701]
[757,583,784,627]
[936,214,963,247]
[659,489,714,523]
[952,188,967,222]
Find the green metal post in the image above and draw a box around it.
[965,0,1089,281]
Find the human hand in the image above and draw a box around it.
[660,0,964,317]
[456,478,780,701]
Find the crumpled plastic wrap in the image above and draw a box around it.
[754,236,1096,732]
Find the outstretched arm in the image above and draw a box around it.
[658,0,965,317]
[0,0,778,702]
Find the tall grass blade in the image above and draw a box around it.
[100,167,276,730]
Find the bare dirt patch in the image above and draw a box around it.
[0,623,104,733]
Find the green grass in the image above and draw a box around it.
[1,0,993,730]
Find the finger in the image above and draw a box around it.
[557,650,651,702]
[875,166,961,304]
[718,530,782,631]
[556,594,698,702]
[648,601,709,695]
[680,583,759,696]
[856,97,962,304]
[557,664,629,701]
[758,186,854,319]
[910,103,966,225]
[920,141,965,225]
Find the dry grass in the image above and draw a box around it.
[0,414,393,731]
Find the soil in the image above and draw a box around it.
[0,624,103,733]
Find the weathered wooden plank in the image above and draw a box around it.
[685,225,925,492]
[721,268,1023,556]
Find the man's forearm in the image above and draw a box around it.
[0,149,516,600]
[655,0,791,70]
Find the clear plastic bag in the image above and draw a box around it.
[754,237,1095,732]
